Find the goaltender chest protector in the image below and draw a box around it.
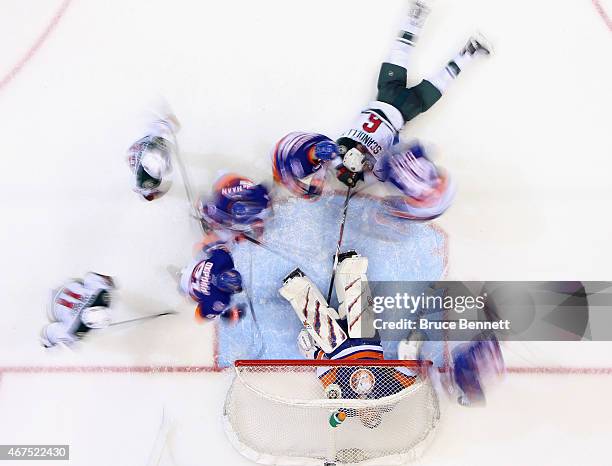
[340,110,398,158]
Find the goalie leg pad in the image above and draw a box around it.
[279,275,346,354]
[334,256,373,338]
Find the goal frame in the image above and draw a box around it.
[224,359,440,466]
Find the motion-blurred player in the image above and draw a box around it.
[177,232,246,321]
[197,173,272,242]
[272,132,339,199]
[41,272,116,348]
[398,331,505,407]
[127,113,180,201]
[372,140,455,220]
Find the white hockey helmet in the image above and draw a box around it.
[81,306,112,329]
[343,148,367,173]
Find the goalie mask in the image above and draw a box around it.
[213,269,243,294]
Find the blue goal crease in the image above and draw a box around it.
[216,194,448,367]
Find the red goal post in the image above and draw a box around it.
[224,359,440,465]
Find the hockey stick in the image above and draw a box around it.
[173,139,213,235]
[109,311,177,327]
[245,252,265,358]
[326,187,352,303]
[174,143,297,267]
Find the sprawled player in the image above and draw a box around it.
[197,173,272,242]
[280,251,416,420]
[41,272,116,348]
[272,132,339,199]
[272,0,490,220]
[126,113,180,201]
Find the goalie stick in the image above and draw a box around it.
[326,187,352,303]
[174,142,296,265]
[245,252,265,358]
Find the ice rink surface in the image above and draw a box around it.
[0,0,611,464]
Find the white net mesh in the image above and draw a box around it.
[223,360,440,465]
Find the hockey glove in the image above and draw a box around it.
[336,166,364,187]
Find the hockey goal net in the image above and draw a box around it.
[223,359,440,465]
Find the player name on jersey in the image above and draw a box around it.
[342,110,399,157]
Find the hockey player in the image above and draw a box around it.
[335,0,491,182]
[41,272,116,348]
[272,132,339,199]
[126,114,180,201]
[451,336,505,406]
[372,140,455,220]
[177,231,246,321]
[398,331,505,406]
[271,0,490,220]
[197,173,272,242]
[280,251,416,411]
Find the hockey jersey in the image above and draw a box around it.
[181,244,237,319]
[313,332,416,400]
[340,101,406,159]
[126,119,176,201]
[42,273,114,347]
[272,132,335,197]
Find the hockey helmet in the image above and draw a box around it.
[81,306,112,329]
[213,269,243,294]
[313,140,339,162]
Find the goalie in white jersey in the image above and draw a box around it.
[41,272,116,348]
[280,251,417,409]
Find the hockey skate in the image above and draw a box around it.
[462,32,494,57]
[406,0,432,30]
[282,267,304,285]
[336,250,358,264]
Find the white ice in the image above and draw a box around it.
[0,0,611,464]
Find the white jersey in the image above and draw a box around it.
[127,118,177,201]
[42,273,114,347]
[340,101,405,159]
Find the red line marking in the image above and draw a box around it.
[0,365,223,374]
[0,365,610,376]
[0,0,73,92]
[592,0,612,31]
[507,366,612,375]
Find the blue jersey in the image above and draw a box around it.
[183,246,237,319]
[313,330,416,400]
[199,174,271,232]
[272,132,335,197]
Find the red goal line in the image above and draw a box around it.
[0,364,612,376]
